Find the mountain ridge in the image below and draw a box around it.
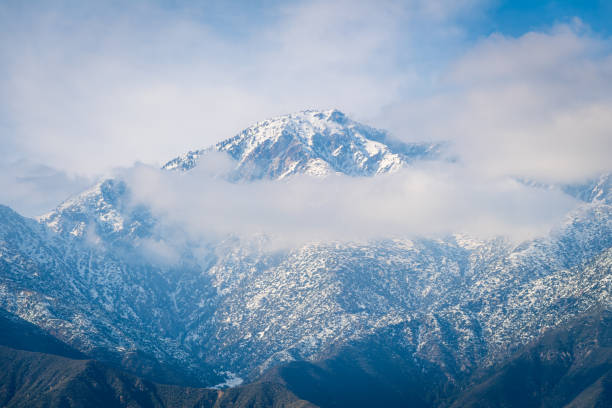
[1,109,610,400]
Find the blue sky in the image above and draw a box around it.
[0,0,611,216]
[484,0,612,36]
[133,0,612,38]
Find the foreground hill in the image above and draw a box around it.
[0,311,314,408]
[259,310,612,408]
[0,346,315,408]
[450,310,612,407]
[3,309,607,407]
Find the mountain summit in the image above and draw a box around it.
[163,109,440,180]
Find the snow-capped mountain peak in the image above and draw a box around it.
[163,109,440,180]
[35,109,441,239]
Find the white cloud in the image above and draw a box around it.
[382,23,612,183]
[121,161,579,247]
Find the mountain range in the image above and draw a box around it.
[1,109,610,407]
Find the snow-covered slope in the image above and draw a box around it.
[37,179,155,243]
[0,204,221,385]
[3,196,610,383]
[563,172,612,204]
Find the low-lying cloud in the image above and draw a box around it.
[121,159,579,247]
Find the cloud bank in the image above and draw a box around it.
[120,160,579,247]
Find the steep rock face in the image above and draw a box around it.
[191,207,611,378]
